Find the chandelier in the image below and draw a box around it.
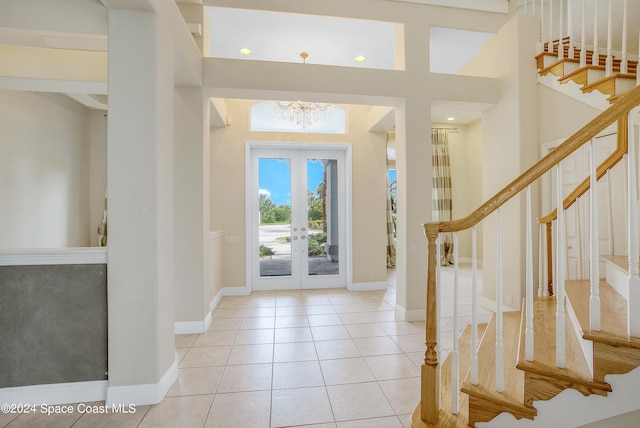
[274,100,332,129]
[273,52,333,129]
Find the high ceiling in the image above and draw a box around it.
[205,6,496,125]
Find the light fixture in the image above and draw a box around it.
[239,48,252,55]
[274,100,332,129]
[272,52,333,129]
[447,117,455,121]
[354,55,367,63]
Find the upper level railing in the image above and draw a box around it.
[418,84,640,424]
[520,0,639,84]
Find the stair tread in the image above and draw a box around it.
[461,312,535,417]
[566,280,640,349]
[602,255,630,273]
[516,297,611,392]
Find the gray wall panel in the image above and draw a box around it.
[0,264,108,387]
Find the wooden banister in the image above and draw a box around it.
[424,85,640,238]
[419,84,640,424]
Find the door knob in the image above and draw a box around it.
[293,236,298,240]
[301,235,307,240]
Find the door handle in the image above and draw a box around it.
[301,235,307,240]
[293,236,298,240]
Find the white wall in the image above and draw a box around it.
[458,14,541,309]
[210,100,388,288]
[0,90,101,249]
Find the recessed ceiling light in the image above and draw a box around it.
[447,117,455,121]
[240,48,252,55]
[354,55,367,63]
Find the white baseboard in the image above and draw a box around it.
[348,281,388,292]
[174,311,212,335]
[175,286,250,335]
[221,285,251,297]
[0,380,107,406]
[458,257,483,267]
[106,361,177,406]
[394,304,426,321]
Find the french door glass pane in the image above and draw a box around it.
[307,159,339,276]
[258,157,292,277]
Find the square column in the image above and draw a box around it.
[394,21,432,321]
[106,7,176,405]
[174,87,211,331]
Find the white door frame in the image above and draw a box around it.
[245,142,353,292]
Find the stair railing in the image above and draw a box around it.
[538,116,629,322]
[522,0,639,76]
[419,85,640,425]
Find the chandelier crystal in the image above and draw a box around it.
[272,52,333,129]
[273,100,332,129]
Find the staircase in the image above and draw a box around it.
[411,31,640,428]
[536,38,638,103]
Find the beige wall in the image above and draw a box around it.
[459,14,541,309]
[210,100,388,288]
[0,90,99,249]
[537,85,601,144]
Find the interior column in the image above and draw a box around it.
[174,87,211,331]
[105,6,176,405]
[394,20,432,321]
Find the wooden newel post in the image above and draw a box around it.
[422,224,440,424]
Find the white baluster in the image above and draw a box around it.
[568,0,575,59]
[541,0,545,46]
[628,109,640,337]
[471,225,479,385]
[590,139,601,331]
[549,0,555,53]
[607,169,614,256]
[436,234,442,360]
[620,0,628,74]
[592,0,599,66]
[556,164,567,368]
[605,0,613,76]
[559,0,565,60]
[451,232,460,414]
[577,198,583,279]
[580,0,586,67]
[526,186,534,361]
[539,224,546,298]
[496,208,505,392]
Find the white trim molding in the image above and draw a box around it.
[0,380,107,406]
[0,247,107,266]
[348,281,388,292]
[394,304,426,322]
[174,311,212,335]
[106,361,177,406]
[175,286,251,335]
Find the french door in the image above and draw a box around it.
[248,145,348,290]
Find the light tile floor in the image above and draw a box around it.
[2,266,485,428]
